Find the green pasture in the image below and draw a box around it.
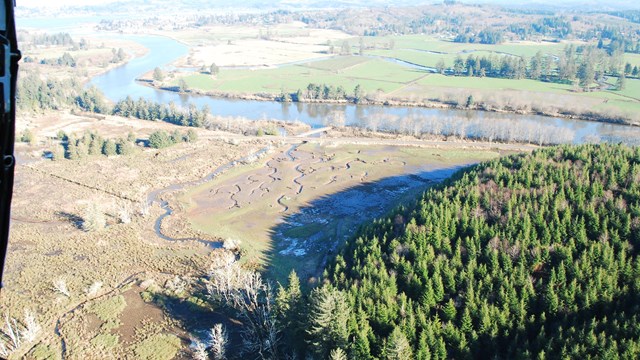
[178,57,427,94]
[173,33,640,118]
[416,74,574,93]
[361,34,569,57]
[624,53,640,68]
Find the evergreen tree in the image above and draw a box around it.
[329,348,347,360]
[102,139,117,156]
[153,67,164,81]
[210,62,219,76]
[616,73,627,90]
[116,138,134,155]
[307,285,351,359]
[384,327,413,360]
[308,144,640,359]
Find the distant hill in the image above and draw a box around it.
[306,144,640,358]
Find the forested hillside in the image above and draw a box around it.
[304,144,640,359]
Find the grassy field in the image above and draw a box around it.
[624,53,640,68]
[415,74,575,93]
[178,56,428,94]
[165,33,640,121]
[3,111,273,358]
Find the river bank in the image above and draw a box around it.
[89,34,640,145]
[141,79,639,128]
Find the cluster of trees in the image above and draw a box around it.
[281,84,365,104]
[17,72,82,111]
[454,29,504,45]
[58,131,137,160]
[75,86,110,114]
[38,52,76,67]
[284,144,640,358]
[18,31,92,53]
[448,44,630,90]
[18,72,212,132]
[623,63,640,78]
[196,63,220,76]
[527,16,573,39]
[18,31,75,47]
[17,71,114,113]
[110,48,126,63]
[112,96,210,128]
[148,129,197,149]
[54,128,197,159]
[299,83,349,101]
[609,10,640,24]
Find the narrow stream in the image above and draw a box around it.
[146,146,273,246]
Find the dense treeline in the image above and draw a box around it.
[296,6,638,49]
[17,72,109,113]
[454,29,504,45]
[448,44,635,89]
[50,128,197,161]
[17,72,81,111]
[59,131,137,160]
[281,144,640,358]
[112,96,209,128]
[17,32,75,47]
[608,10,640,25]
[508,16,573,41]
[39,52,77,67]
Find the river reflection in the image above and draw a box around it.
[89,35,640,145]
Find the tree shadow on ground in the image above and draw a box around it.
[151,284,245,354]
[265,165,471,285]
[54,211,83,229]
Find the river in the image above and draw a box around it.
[90,35,640,145]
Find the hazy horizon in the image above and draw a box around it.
[17,0,640,11]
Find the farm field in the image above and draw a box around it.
[159,22,350,68]
[160,33,640,122]
[177,56,427,94]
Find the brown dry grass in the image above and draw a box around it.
[3,111,270,358]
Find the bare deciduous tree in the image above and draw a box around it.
[81,203,106,232]
[52,278,70,297]
[118,202,132,224]
[165,276,187,295]
[20,310,41,343]
[191,339,208,360]
[210,323,228,360]
[85,281,103,297]
[139,196,150,217]
[207,265,280,358]
[0,310,41,357]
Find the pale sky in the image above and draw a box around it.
[18,0,116,7]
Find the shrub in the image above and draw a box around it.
[20,129,34,144]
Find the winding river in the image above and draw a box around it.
[90,35,640,145]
